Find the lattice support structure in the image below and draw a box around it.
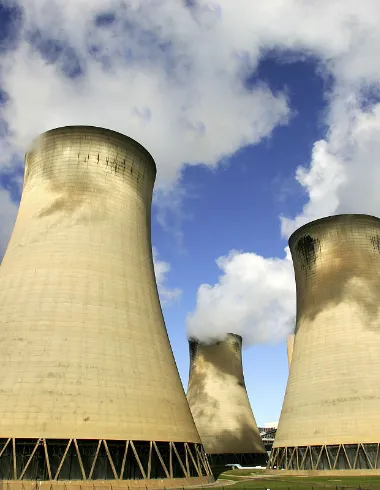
[268,444,380,470]
[0,438,212,482]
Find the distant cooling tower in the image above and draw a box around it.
[286,334,295,369]
[187,334,267,474]
[0,126,212,487]
[269,214,380,472]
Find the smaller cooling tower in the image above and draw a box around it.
[287,334,295,369]
[187,334,267,475]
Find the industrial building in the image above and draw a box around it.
[258,427,277,455]
[187,334,267,475]
[269,214,380,472]
[0,126,213,487]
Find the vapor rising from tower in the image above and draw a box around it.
[187,334,266,475]
[0,126,213,487]
[269,214,380,473]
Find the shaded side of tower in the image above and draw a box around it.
[269,214,380,473]
[0,126,213,486]
[187,333,267,476]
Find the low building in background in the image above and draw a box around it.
[258,427,278,455]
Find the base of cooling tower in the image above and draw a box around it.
[0,438,213,483]
[0,477,215,489]
[208,452,268,478]
[268,443,380,471]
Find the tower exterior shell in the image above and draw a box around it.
[187,334,266,474]
[269,214,380,472]
[286,334,295,369]
[0,126,212,486]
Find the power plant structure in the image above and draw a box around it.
[268,214,380,473]
[187,334,267,476]
[0,126,213,488]
[286,334,295,369]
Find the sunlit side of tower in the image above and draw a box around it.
[269,214,380,472]
[0,126,213,487]
[187,334,267,475]
[286,334,295,369]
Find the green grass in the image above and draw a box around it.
[219,469,267,479]
[211,470,380,489]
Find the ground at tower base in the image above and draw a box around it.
[210,467,380,489]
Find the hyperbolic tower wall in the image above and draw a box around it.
[187,334,266,474]
[269,214,380,472]
[0,126,212,487]
[287,334,295,369]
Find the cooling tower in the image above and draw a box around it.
[269,214,380,473]
[187,334,267,475]
[286,334,295,369]
[0,126,213,488]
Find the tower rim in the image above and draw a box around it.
[29,125,157,174]
[288,213,380,249]
[188,333,242,345]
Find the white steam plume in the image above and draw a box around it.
[186,248,296,345]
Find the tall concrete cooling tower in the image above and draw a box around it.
[187,334,267,475]
[0,126,213,488]
[269,214,380,473]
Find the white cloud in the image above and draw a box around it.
[0,0,291,188]
[185,2,380,345]
[1,1,380,193]
[152,247,182,305]
[186,248,295,345]
[2,0,380,343]
[280,139,346,237]
[282,94,380,235]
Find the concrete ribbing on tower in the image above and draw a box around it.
[187,334,266,474]
[269,214,380,473]
[286,334,295,369]
[0,126,213,486]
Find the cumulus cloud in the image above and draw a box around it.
[2,0,380,342]
[1,1,379,206]
[186,248,295,344]
[282,94,380,235]
[153,247,182,305]
[187,1,380,345]
[0,0,291,189]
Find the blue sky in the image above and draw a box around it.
[153,57,327,425]
[1,1,380,427]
